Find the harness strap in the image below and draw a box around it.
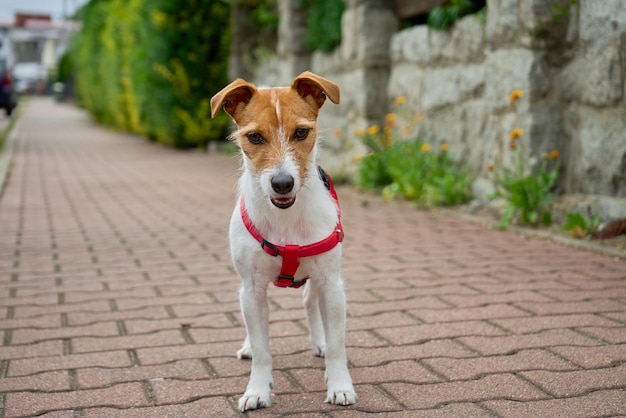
[240,167,343,288]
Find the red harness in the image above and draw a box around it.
[239,167,344,288]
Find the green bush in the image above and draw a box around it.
[299,0,344,52]
[428,0,484,30]
[562,212,600,238]
[72,0,231,148]
[354,106,471,208]
[56,52,73,83]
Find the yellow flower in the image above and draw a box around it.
[355,128,365,137]
[394,96,407,105]
[352,154,364,162]
[487,163,494,172]
[385,113,397,127]
[414,112,425,122]
[367,125,380,135]
[509,89,524,101]
[509,128,524,140]
[550,149,559,159]
[420,143,431,154]
[440,143,449,152]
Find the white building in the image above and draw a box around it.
[0,13,78,93]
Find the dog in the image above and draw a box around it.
[211,71,356,411]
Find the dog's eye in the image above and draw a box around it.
[294,127,310,141]
[247,132,264,144]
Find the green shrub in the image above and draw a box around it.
[562,212,600,238]
[428,0,484,30]
[299,0,344,52]
[56,52,73,83]
[72,0,231,148]
[355,100,471,207]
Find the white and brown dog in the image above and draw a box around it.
[211,72,356,411]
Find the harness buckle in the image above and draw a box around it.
[275,274,308,288]
[261,239,280,257]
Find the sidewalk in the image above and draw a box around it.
[1,98,625,417]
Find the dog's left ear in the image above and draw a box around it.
[292,71,340,109]
[211,78,257,119]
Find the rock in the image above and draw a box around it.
[484,49,551,109]
[560,36,624,107]
[486,0,519,43]
[566,105,626,197]
[472,177,496,203]
[421,64,485,111]
[580,0,626,45]
[391,25,430,65]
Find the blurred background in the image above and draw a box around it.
[0,0,624,233]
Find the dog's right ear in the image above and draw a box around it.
[210,79,257,119]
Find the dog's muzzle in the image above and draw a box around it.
[270,173,296,209]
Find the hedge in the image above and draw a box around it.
[72,0,231,148]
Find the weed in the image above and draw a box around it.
[354,98,471,207]
[488,90,559,229]
[562,212,600,238]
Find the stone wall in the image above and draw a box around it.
[248,0,626,203]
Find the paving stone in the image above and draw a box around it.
[491,313,622,334]
[3,382,148,417]
[0,340,63,360]
[424,348,580,380]
[383,374,550,409]
[408,303,531,323]
[76,358,211,388]
[0,370,71,392]
[483,389,626,418]
[10,321,119,344]
[71,329,188,353]
[549,343,626,368]
[458,329,601,355]
[374,320,506,345]
[330,402,495,417]
[8,351,132,377]
[82,397,239,417]
[521,363,626,397]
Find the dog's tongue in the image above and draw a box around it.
[271,196,296,209]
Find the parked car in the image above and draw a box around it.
[0,67,18,117]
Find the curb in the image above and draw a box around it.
[0,117,20,198]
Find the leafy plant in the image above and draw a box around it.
[562,212,600,238]
[355,98,471,207]
[428,0,484,30]
[489,90,560,229]
[72,0,231,148]
[299,0,344,52]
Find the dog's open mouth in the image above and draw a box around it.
[270,196,296,209]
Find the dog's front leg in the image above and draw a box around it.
[238,282,273,411]
[318,277,357,405]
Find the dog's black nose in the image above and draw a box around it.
[271,174,294,195]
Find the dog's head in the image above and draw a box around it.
[211,71,340,209]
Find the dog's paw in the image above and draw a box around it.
[238,391,271,411]
[312,343,326,358]
[325,388,357,406]
[237,345,252,360]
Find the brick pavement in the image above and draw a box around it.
[0,98,625,417]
